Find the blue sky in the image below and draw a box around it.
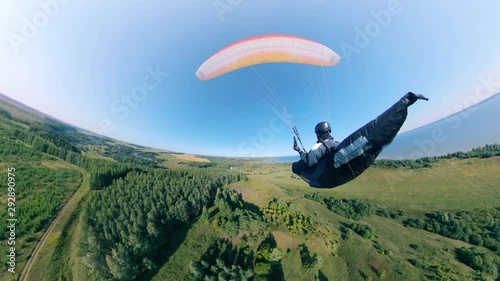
[1,1,500,157]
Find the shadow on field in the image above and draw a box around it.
[261,233,285,281]
[318,270,329,281]
[339,222,352,240]
[136,222,192,281]
[358,269,369,280]
[243,201,264,216]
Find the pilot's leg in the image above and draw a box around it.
[292,160,307,175]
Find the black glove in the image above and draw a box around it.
[293,137,302,152]
[407,92,429,106]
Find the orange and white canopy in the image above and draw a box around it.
[196,34,340,81]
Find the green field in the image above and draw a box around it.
[237,157,500,213]
[150,156,499,281]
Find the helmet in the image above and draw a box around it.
[315,121,331,135]
[315,121,332,141]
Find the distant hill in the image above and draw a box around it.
[0,92,178,154]
[380,92,500,159]
[0,92,53,123]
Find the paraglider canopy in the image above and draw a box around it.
[196,34,341,81]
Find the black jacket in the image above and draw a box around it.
[299,138,339,185]
[298,92,426,188]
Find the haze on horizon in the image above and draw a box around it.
[1,1,500,157]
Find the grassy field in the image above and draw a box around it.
[169,154,211,163]
[234,157,500,213]
[150,156,499,281]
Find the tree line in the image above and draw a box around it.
[373,144,500,169]
[403,209,500,254]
